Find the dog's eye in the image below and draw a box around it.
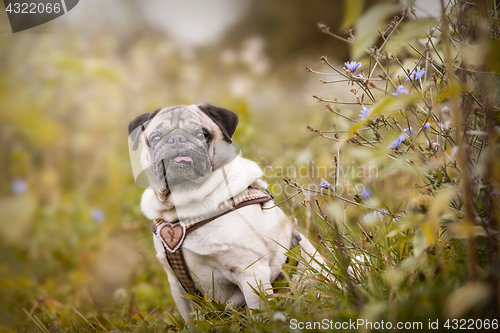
[150,135,162,147]
[195,131,206,142]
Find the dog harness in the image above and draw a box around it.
[151,186,301,296]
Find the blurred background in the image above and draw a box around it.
[0,0,442,330]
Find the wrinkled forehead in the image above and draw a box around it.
[145,105,215,133]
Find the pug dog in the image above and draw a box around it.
[128,103,323,325]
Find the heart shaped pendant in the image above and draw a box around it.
[156,222,186,253]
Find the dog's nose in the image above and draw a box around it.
[167,134,187,149]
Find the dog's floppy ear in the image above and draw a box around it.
[197,103,239,143]
[128,108,162,150]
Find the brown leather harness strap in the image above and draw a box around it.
[151,187,275,296]
[165,248,199,295]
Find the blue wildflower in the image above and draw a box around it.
[389,134,406,149]
[404,66,426,81]
[392,85,408,96]
[361,188,372,200]
[345,61,362,73]
[424,123,431,132]
[364,209,386,222]
[11,179,27,194]
[319,179,331,190]
[92,209,105,222]
[359,106,371,120]
[403,127,416,136]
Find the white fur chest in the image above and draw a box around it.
[152,202,293,304]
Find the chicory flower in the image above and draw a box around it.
[405,66,426,81]
[359,106,371,120]
[361,188,372,200]
[392,85,408,96]
[92,209,105,223]
[345,61,362,73]
[403,127,416,136]
[319,178,331,190]
[389,134,406,149]
[11,179,27,194]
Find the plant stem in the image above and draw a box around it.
[440,0,477,281]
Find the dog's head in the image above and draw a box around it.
[128,104,239,189]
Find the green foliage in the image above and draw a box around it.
[352,3,402,60]
[342,0,365,30]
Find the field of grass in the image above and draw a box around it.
[1,1,500,332]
